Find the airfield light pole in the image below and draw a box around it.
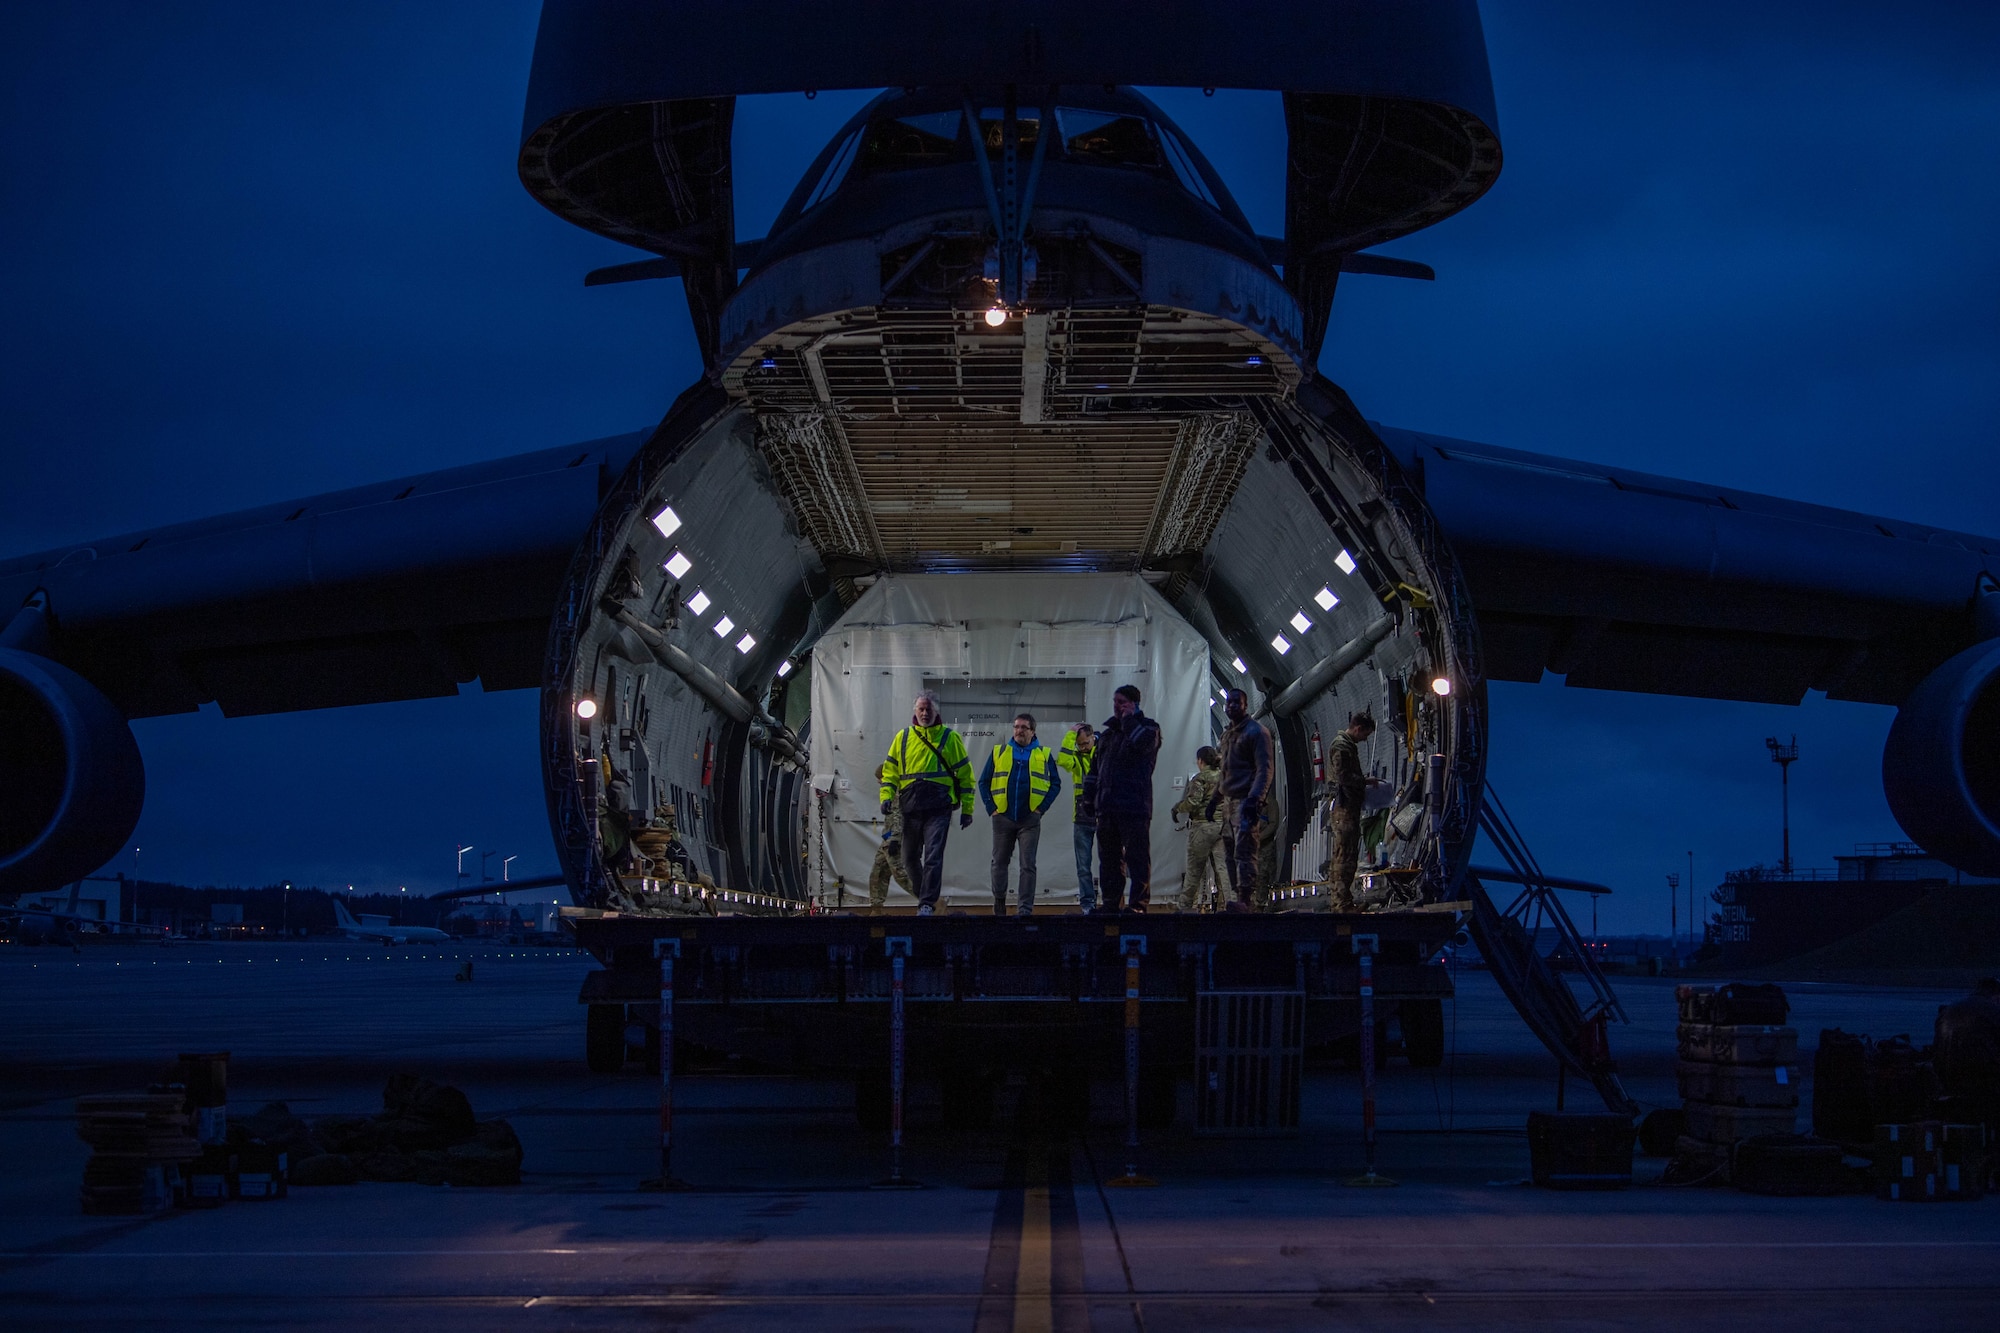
[1765,736,1799,874]
[455,844,473,885]
[502,855,517,883]
[1666,873,1680,963]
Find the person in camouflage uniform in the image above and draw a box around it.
[867,763,912,912]
[1172,746,1227,910]
[1325,713,1376,909]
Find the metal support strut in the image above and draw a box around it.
[643,938,688,1190]
[872,937,922,1189]
[1346,933,1396,1187]
[1107,935,1156,1188]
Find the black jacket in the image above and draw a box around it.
[1082,710,1162,819]
[1218,715,1273,804]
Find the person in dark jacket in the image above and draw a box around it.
[1081,684,1162,912]
[1210,688,1273,912]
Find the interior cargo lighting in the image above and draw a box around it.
[735,633,757,654]
[573,698,597,720]
[649,505,682,539]
[1290,611,1312,634]
[1315,586,1339,611]
[1271,634,1292,655]
[664,550,692,579]
[1231,657,1247,674]
[713,615,735,638]
[776,659,794,677]
[686,590,711,615]
[1431,676,1453,696]
[1335,549,1358,576]
[1244,355,1264,366]
[984,306,1007,327]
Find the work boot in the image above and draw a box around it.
[1225,897,1254,914]
[917,903,934,917]
[993,899,1007,917]
[1087,903,1120,916]
[1015,906,1034,918]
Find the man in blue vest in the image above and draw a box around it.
[979,713,1061,916]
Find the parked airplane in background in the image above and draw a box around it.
[332,899,452,947]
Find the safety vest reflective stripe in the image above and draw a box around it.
[880,726,971,806]
[986,743,1054,816]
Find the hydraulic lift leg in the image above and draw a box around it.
[644,938,688,1190]
[1347,933,1396,1187]
[873,936,922,1188]
[1107,934,1156,1188]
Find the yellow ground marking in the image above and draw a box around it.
[1012,1152,1053,1333]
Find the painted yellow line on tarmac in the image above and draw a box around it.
[1013,1152,1052,1333]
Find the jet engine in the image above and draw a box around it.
[0,649,145,896]
[1882,638,2000,876]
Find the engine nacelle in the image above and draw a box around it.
[1883,638,2000,876]
[0,649,145,896]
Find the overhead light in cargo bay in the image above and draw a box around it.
[1271,634,1292,655]
[650,505,682,539]
[1231,657,1247,674]
[776,660,794,678]
[1289,611,1312,634]
[713,615,735,638]
[573,698,597,720]
[1431,676,1452,696]
[984,306,1007,327]
[735,633,757,654]
[1335,549,1358,576]
[686,590,711,616]
[664,550,693,579]
[1315,586,1339,611]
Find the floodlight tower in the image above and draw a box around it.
[1766,735,1800,873]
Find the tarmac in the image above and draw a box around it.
[2,937,1996,1330]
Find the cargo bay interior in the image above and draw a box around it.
[550,368,1484,913]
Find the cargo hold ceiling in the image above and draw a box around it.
[738,308,1276,570]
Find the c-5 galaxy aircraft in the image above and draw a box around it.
[1,3,1994,1101]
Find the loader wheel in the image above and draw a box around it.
[586,1004,626,1073]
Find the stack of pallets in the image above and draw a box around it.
[75,1089,202,1214]
[1674,984,1799,1175]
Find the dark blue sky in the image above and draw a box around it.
[3,3,1996,928]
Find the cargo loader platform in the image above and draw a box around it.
[565,907,1468,1129]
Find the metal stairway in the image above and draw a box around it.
[1461,788,1638,1116]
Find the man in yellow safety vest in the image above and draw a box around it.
[978,713,1062,916]
[879,688,974,916]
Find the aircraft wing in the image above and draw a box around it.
[0,431,648,718]
[1378,426,1999,706]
